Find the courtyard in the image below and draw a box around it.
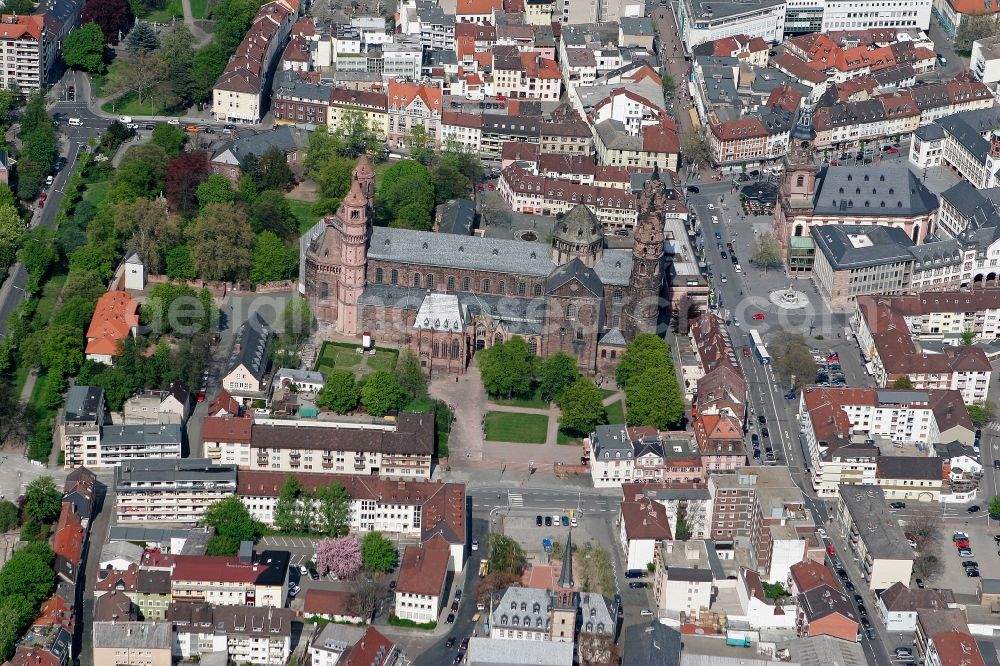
[313,341,398,378]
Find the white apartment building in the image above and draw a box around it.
[972,35,1000,85]
[835,485,915,590]
[213,415,434,479]
[394,539,450,624]
[678,0,786,49]
[114,459,238,525]
[171,604,293,666]
[440,112,482,153]
[0,15,55,91]
[652,541,715,616]
[238,471,466,571]
[821,0,931,31]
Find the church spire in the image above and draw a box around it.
[559,530,574,589]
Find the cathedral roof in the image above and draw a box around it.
[553,204,602,247]
[593,249,633,286]
[342,178,368,208]
[354,154,375,180]
[368,227,556,276]
[545,258,603,297]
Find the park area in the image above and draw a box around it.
[314,341,398,377]
[484,411,549,444]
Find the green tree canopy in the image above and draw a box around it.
[186,202,254,281]
[317,369,361,414]
[22,477,61,525]
[393,349,427,401]
[0,500,18,533]
[968,401,997,427]
[151,123,188,156]
[770,333,818,390]
[196,173,236,208]
[478,336,535,399]
[488,534,526,577]
[0,203,23,272]
[202,496,265,554]
[361,371,406,416]
[624,366,684,430]
[375,159,434,229]
[538,351,578,402]
[250,231,296,284]
[751,231,783,269]
[893,376,914,390]
[616,333,673,388]
[273,475,306,533]
[0,541,55,607]
[361,531,398,573]
[63,22,107,73]
[559,376,607,436]
[313,480,351,537]
[249,189,296,239]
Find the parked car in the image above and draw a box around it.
[686,185,700,193]
[969,568,981,577]
[446,637,456,648]
[536,515,543,526]
[309,569,320,580]
[895,648,913,659]
[915,578,925,588]
[784,392,797,399]
[752,313,766,321]
[561,516,570,526]
[629,581,647,589]
[761,427,769,438]
[954,532,970,542]
[962,561,979,568]
[959,548,975,557]
[545,516,552,526]
[889,502,906,510]
[758,415,767,425]
[968,505,981,513]
[446,613,455,623]
[471,540,479,551]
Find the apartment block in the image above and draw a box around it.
[239,471,466,570]
[835,485,915,590]
[169,550,289,608]
[854,295,992,401]
[213,413,434,479]
[0,15,55,91]
[114,459,237,524]
[170,603,294,665]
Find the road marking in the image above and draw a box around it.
[508,492,524,508]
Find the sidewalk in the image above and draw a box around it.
[180,0,213,48]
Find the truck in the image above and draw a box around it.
[478,559,489,578]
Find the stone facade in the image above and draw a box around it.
[302,158,672,374]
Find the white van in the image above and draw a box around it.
[68,118,82,126]
[119,115,132,123]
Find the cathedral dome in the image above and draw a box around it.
[554,204,602,247]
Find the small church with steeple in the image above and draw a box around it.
[302,158,674,376]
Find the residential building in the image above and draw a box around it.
[875,456,944,501]
[877,582,957,632]
[222,314,274,399]
[170,603,294,665]
[594,119,682,172]
[272,73,331,128]
[93,590,139,622]
[692,414,746,471]
[136,570,172,620]
[972,34,1000,85]
[216,413,434,478]
[308,624,366,666]
[934,0,999,41]
[799,387,973,496]
[80,424,183,469]
[786,560,838,596]
[652,540,715,616]
[928,107,1000,191]
[393,537,450,624]
[212,0,299,122]
[708,467,813,583]
[114,459,237,524]
[795,585,861,642]
[677,0,786,49]
[60,386,107,469]
[169,550,289,608]
[202,415,253,464]
[619,498,672,570]
[386,81,442,148]
[85,290,139,364]
[239,471,466,569]
[622,482,714,540]
[209,126,309,184]
[492,46,561,101]
[92,621,172,666]
[0,15,55,91]
[926,630,986,666]
[122,382,190,425]
[854,295,992,401]
[822,0,929,30]
[835,485,915,590]
[327,87,389,139]
[621,623,682,666]
[440,111,482,153]
[303,589,365,623]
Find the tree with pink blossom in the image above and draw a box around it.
[315,536,362,580]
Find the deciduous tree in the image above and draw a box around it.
[751,230,783,269]
[893,376,914,390]
[478,336,535,399]
[488,534,526,576]
[110,144,169,202]
[202,496,265,554]
[186,202,254,281]
[82,0,135,43]
[616,333,673,388]
[115,198,181,274]
[0,499,18,533]
[104,50,175,112]
[250,231,296,284]
[538,351,578,402]
[361,531,398,573]
[770,333,818,390]
[393,349,427,400]
[317,370,361,414]
[273,475,306,533]
[313,480,350,537]
[681,128,713,168]
[196,173,236,207]
[361,370,405,416]
[624,366,684,430]
[249,189,296,239]
[375,159,434,228]
[63,23,107,73]
[559,376,607,436]
[315,536,362,580]
[165,151,210,216]
[331,109,385,158]
[968,400,997,427]
[22,477,61,526]
[0,203,23,271]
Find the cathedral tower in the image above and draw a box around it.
[335,166,372,336]
[622,171,666,340]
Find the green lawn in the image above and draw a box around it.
[556,429,582,446]
[493,385,549,409]
[484,411,548,444]
[606,400,626,425]
[101,93,184,117]
[13,364,30,400]
[140,0,182,23]
[28,369,48,413]
[189,0,209,18]
[366,349,398,373]
[33,273,67,324]
[600,388,618,399]
[83,180,111,205]
[289,198,321,233]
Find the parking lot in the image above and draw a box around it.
[929,517,1000,595]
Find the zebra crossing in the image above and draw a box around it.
[985,422,1000,432]
[507,492,524,508]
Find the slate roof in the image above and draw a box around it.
[113,458,237,488]
[436,198,475,235]
[838,485,916,561]
[875,456,942,481]
[593,249,633,286]
[937,106,1000,162]
[211,126,309,166]
[101,424,183,447]
[621,622,681,666]
[813,166,938,217]
[64,386,104,423]
[810,224,915,269]
[545,258,603,297]
[620,16,654,36]
[914,123,945,141]
[369,227,554,276]
[225,313,273,381]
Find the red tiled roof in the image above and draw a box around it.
[208,388,242,417]
[789,560,838,593]
[85,290,138,357]
[642,121,681,154]
[710,118,767,141]
[303,589,358,617]
[442,111,483,129]
[387,80,442,113]
[95,564,139,593]
[329,87,388,110]
[202,415,253,444]
[932,630,986,666]
[395,536,450,597]
[342,627,396,666]
[5,648,61,666]
[455,0,501,15]
[54,503,85,566]
[0,14,44,40]
[171,555,273,585]
[501,141,539,162]
[620,498,672,540]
